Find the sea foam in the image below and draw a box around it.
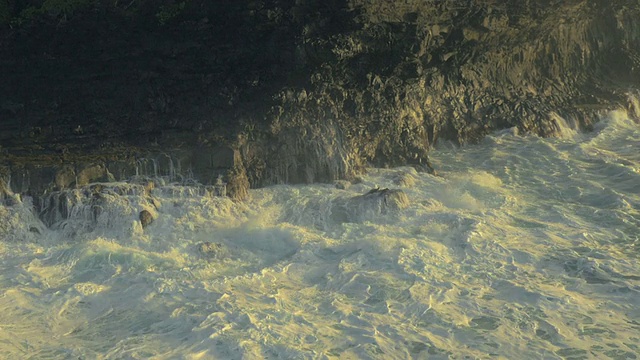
[1,107,639,359]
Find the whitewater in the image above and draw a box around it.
[1,106,639,359]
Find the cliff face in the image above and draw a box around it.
[256,0,640,185]
[1,0,639,199]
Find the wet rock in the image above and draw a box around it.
[76,164,109,186]
[358,187,410,211]
[331,187,409,223]
[139,210,154,229]
[206,175,227,197]
[335,180,351,190]
[192,146,237,172]
[0,1,638,199]
[104,158,138,182]
[226,165,250,201]
[0,178,19,206]
[55,166,76,190]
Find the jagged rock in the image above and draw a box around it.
[331,187,409,223]
[226,164,250,201]
[357,187,410,211]
[139,210,154,229]
[0,1,639,198]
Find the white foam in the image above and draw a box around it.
[1,110,639,358]
[549,111,578,139]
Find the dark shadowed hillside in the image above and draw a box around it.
[1,0,639,199]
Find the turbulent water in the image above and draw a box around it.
[1,107,639,359]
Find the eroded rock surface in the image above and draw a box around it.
[1,0,638,199]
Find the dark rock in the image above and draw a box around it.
[0,1,638,198]
[359,187,409,211]
[139,210,154,229]
[190,146,239,191]
[15,164,58,195]
[192,146,237,171]
[104,158,138,182]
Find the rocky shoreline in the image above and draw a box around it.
[1,0,639,203]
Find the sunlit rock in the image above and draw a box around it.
[331,187,409,223]
[226,165,250,201]
[76,164,111,186]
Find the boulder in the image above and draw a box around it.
[76,164,109,186]
[139,210,154,228]
[331,187,409,223]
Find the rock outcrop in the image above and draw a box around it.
[139,210,154,229]
[1,0,639,200]
[331,187,410,223]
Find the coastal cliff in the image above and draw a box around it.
[1,0,639,200]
